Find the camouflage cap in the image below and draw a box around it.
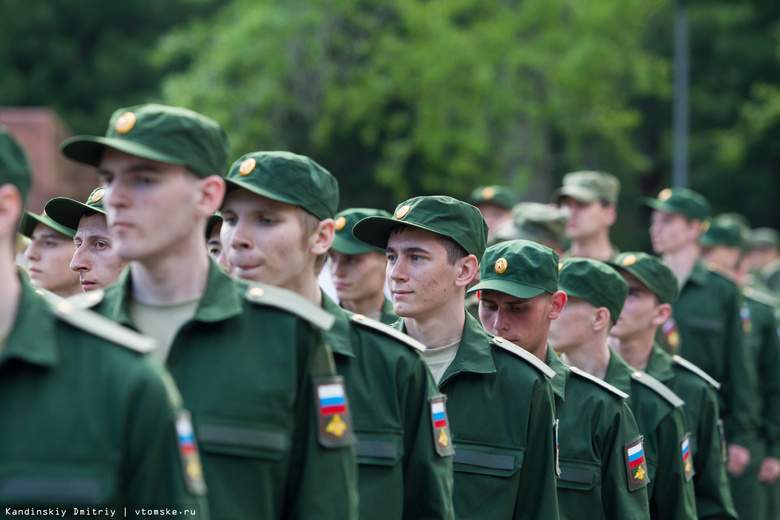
[45,186,107,231]
[698,218,743,249]
[469,185,515,210]
[0,127,32,205]
[642,188,710,221]
[492,202,567,245]
[61,104,230,178]
[751,227,780,250]
[469,240,559,299]
[558,257,628,324]
[609,252,678,304]
[552,171,620,206]
[225,151,339,220]
[331,208,391,255]
[352,195,488,258]
[19,210,76,239]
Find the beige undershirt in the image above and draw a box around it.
[422,341,460,385]
[130,297,200,362]
[366,312,382,322]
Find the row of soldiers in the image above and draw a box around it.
[2,102,778,520]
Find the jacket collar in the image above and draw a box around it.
[3,280,59,368]
[321,292,356,358]
[644,343,674,383]
[546,345,568,401]
[603,348,633,395]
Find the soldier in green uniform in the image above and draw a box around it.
[608,251,739,519]
[44,186,127,291]
[472,240,650,520]
[468,185,515,240]
[644,188,757,481]
[353,196,560,520]
[0,128,206,516]
[550,257,698,520]
[219,151,454,520]
[699,219,780,520]
[327,208,397,324]
[19,209,82,297]
[59,106,359,520]
[551,171,621,261]
[747,227,780,297]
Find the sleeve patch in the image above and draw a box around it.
[624,435,650,491]
[430,395,454,457]
[682,432,695,482]
[175,410,207,496]
[314,376,355,448]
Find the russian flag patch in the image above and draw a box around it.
[682,432,695,481]
[624,435,650,491]
[314,376,354,448]
[430,395,454,457]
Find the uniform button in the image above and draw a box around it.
[249,287,264,298]
[494,337,504,344]
[633,371,643,378]
[354,314,366,321]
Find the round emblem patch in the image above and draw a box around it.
[481,187,496,200]
[621,254,637,266]
[700,220,710,232]
[658,188,672,201]
[395,205,411,219]
[239,158,256,176]
[114,112,136,135]
[494,257,508,274]
[334,216,346,231]
[90,188,105,204]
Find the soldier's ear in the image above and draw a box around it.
[651,302,672,327]
[592,306,612,332]
[454,254,479,288]
[0,184,23,243]
[196,175,226,217]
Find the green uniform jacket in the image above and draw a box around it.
[645,345,738,520]
[89,263,359,520]
[547,347,651,520]
[322,295,454,520]
[604,351,698,520]
[758,258,780,297]
[668,261,757,447]
[379,297,399,325]
[0,281,204,516]
[395,312,560,520]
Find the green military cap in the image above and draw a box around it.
[19,210,76,239]
[469,185,515,210]
[469,240,559,299]
[642,187,710,221]
[493,202,567,245]
[552,171,620,206]
[225,151,338,220]
[352,195,488,258]
[61,104,230,179]
[751,227,780,250]
[45,186,107,230]
[331,208,391,255]
[0,127,32,205]
[609,252,679,304]
[206,212,223,238]
[699,218,743,248]
[558,257,628,324]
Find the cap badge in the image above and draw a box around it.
[658,188,672,201]
[334,216,346,232]
[90,188,105,204]
[494,257,508,274]
[621,254,637,266]
[114,112,136,135]
[481,187,496,200]
[395,205,411,219]
[239,158,256,176]
[700,220,710,232]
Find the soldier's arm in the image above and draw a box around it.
[650,408,698,520]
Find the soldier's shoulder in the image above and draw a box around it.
[631,370,685,408]
[743,286,779,310]
[243,283,335,331]
[349,314,426,353]
[705,264,739,289]
[671,355,721,390]
[568,365,629,399]
[490,337,556,379]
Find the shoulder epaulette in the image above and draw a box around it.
[42,292,156,354]
[68,289,105,310]
[706,264,738,286]
[569,365,629,399]
[631,370,685,408]
[743,286,780,309]
[350,314,426,353]
[490,337,556,379]
[244,284,335,331]
[671,355,721,390]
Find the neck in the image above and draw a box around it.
[662,244,700,285]
[609,330,655,370]
[528,339,550,363]
[287,267,323,307]
[404,296,467,349]
[131,244,211,305]
[0,261,21,339]
[570,232,614,261]
[340,290,387,317]
[561,332,611,379]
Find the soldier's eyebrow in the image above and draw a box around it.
[34,230,69,241]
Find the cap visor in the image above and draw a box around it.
[61,135,187,169]
[19,212,75,239]
[640,197,680,215]
[468,279,546,299]
[552,186,599,203]
[330,234,380,255]
[45,197,105,230]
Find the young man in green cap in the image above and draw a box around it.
[220,151,454,520]
[472,239,651,520]
[698,219,780,520]
[45,186,127,291]
[468,185,515,240]
[328,207,397,324]
[0,128,206,514]
[644,188,756,479]
[19,210,82,297]
[353,195,560,520]
[549,257,697,520]
[608,251,739,520]
[552,170,620,261]
[60,106,358,520]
